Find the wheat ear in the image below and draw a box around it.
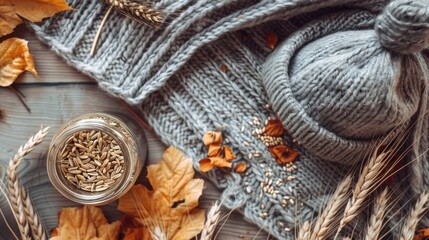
[151,226,167,240]
[7,127,49,240]
[310,175,352,240]
[364,188,389,240]
[335,149,390,238]
[200,201,221,240]
[104,0,164,24]
[400,192,429,240]
[297,221,311,240]
[21,185,47,240]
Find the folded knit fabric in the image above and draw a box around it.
[31,0,429,239]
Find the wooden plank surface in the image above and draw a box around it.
[0,29,269,239]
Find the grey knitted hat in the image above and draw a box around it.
[31,0,429,238]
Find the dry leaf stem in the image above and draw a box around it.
[310,175,352,240]
[400,192,429,240]
[8,86,31,113]
[7,127,49,240]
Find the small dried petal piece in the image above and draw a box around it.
[234,162,247,173]
[0,38,38,87]
[208,145,222,157]
[414,228,429,240]
[223,146,236,161]
[220,64,228,73]
[269,145,298,164]
[265,32,278,50]
[199,157,232,172]
[202,131,222,146]
[265,118,285,137]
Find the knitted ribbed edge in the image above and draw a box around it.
[262,10,411,165]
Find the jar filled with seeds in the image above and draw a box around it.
[47,113,147,205]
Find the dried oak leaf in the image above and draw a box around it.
[0,38,38,87]
[269,145,298,164]
[49,205,121,240]
[265,32,278,50]
[265,118,285,137]
[118,146,205,240]
[202,131,222,146]
[0,0,72,37]
[120,215,152,240]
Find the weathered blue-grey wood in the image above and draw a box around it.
[0,30,269,240]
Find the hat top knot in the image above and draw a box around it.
[375,0,429,54]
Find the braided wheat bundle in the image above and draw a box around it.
[7,127,49,240]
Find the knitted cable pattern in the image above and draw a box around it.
[29,0,429,239]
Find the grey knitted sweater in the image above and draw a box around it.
[31,0,429,239]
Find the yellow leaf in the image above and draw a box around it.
[0,38,38,87]
[49,205,121,240]
[0,0,72,37]
[0,5,22,37]
[118,146,205,240]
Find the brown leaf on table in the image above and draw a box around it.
[265,118,285,137]
[118,146,205,240]
[0,38,38,87]
[49,205,121,240]
[265,32,278,50]
[120,215,152,240]
[269,144,299,164]
[0,0,72,37]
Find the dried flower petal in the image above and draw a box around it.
[199,157,232,172]
[265,119,285,137]
[269,145,298,164]
[235,162,247,173]
[202,131,222,146]
[220,64,228,73]
[265,32,278,50]
[223,146,236,161]
[208,145,222,157]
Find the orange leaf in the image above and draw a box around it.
[269,145,299,164]
[120,215,152,240]
[265,32,278,50]
[208,145,222,157]
[118,146,205,240]
[265,119,285,137]
[0,38,38,87]
[199,158,215,172]
[49,205,121,240]
[223,146,236,161]
[414,228,429,240]
[199,157,232,172]
[235,162,247,173]
[202,131,222,146]
[0,0,72,37]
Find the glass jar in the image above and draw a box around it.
[47,112,147,205]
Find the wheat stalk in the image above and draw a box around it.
[335,149,390,238]
[7,127,49,240]
[297,221,311,240]
[400,192,429,240]
[364,188,389,240]
[104,0,164,24]
[152,226,167,240]
[310,175,352,240]
[21,185,47,240]
[200,201,221,240]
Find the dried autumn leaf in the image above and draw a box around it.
[0,38,38,87]
[202,131,222,146]
[265,32,278,50]
[265,118,285,137]
[120,215,152,240]
[49,205,121,240]
[414,228,429,240]
[118,146,205,240]
[208,145,222,157]
[269,145,299,164]
[0,0,72,37]
[223,146,236,161]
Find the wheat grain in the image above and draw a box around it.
[105,0,164,24]
[364,188,389,240]
[335,148,390,238]
[310,175,352,240]
[200,201,221,240]
[297,221,311,240]
[400,192,429,240]
[7,127,49,240]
